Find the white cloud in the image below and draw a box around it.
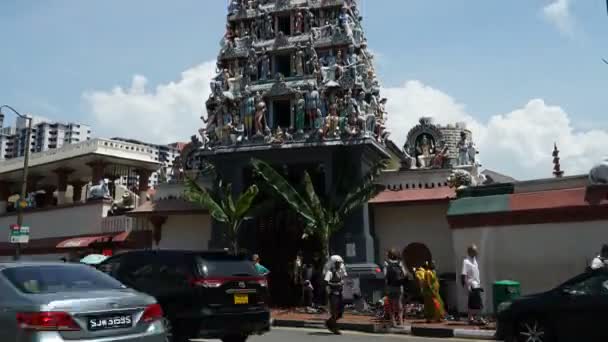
[83,61,216,144]
[383,81,608,180]
[542,0,575,36]
[83,62,607,180]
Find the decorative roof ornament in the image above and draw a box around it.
[552,143,564,178]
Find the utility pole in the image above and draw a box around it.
[0,105,33,260]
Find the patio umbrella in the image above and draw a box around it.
[80,254,108,265]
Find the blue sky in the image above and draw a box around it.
[1,0,607,178]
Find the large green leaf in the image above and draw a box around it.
[234,184,259,220]
[251,159,316,223]
[184,177,229,223]
[302,171,325,224]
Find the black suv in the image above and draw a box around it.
[98,250,271,342]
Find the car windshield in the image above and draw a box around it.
[195,255,257,277]
[2,265,126,294]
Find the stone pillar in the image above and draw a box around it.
[87,161,107,185]
[135,169,151,206]
[71,180,87,203]
[0,181,13,215]
[331,149,376,264]
[54,168,74,206]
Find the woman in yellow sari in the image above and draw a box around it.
[414,261,445,322]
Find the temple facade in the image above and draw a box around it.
[182,0,393,273]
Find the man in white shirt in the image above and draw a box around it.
[461,244,483,324]
[590,244,608,270]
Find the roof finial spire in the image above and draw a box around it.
[552,142,564,178]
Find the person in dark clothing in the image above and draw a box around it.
[384,248,408,326]
[324,255,346,335]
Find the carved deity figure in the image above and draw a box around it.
[294,10,304,35]
[295,92,306,134]
[324,103,340,138]
[356,91,375,135]
[241,91,256,138]
[432,140,449,169]
[248,48,258,81]
[321,50,337,82]
[264,13,274,39]
[292,47,305,76]
[254,99,268,135]
[345,45,358,80]
[230,115,245,144]
[306,87,321,129]
[339,5,353,39]
[456,131,469,166]
[304,8,315,32]
[416,135,436,168]
[260,52,270,80]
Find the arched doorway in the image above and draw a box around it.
[402,242,433,271]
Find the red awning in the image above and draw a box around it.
[56,235,113,249]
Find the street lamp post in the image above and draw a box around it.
[0,105,32,261]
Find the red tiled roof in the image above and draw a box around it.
[128,199,208,215]
[510,187,608,211]
[370,187,456,205]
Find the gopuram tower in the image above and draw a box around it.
[189,0,391,278]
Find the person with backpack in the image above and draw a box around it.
[384,248,408,327]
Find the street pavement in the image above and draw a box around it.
[192,327,495,342]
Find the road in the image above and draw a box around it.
[193,327,493,342]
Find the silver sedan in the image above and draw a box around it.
[0,262,166,342]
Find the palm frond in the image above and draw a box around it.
[234,184,259,220]
[303,171,326,224]
[184,176,228,223]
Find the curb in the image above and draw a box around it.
[272,319,496,340]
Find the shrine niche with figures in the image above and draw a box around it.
[402,117,478,170]
[199,0,391,150]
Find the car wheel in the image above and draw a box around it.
[515,317,550,342]
[221,335,248,342]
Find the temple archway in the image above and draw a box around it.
[402,242,433,271]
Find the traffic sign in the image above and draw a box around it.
[9,225,29,244]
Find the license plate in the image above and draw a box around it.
[234,293,249,305]
[88,315,132,331]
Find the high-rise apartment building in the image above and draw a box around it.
[0,114,91,160]
[111,137,183,187]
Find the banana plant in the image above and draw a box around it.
[184,165,258,254]
[251,158,386,258]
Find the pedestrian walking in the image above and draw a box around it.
[590,244,608,270]
[252,254,270,276]
[324,255,346,335]
[384,248,407,326]
[461,245,485,325]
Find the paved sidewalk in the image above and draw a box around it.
[271,309,497,340]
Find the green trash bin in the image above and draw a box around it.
[493,280,521,313]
